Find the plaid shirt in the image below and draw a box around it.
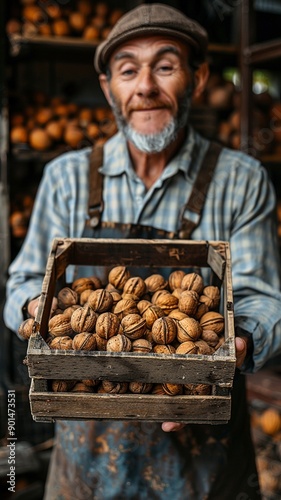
[4,127,281,372]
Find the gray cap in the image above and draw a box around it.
[94,3,208,74]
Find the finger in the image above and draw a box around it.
[235,336,247,368]
[161,422,186,432]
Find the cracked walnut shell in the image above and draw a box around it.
[70,305,97,333]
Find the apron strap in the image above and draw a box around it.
[179,141,222,239]
[87,144,104,228]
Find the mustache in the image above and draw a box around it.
[128,101,171,111]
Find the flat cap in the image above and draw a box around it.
[94,3,208,73]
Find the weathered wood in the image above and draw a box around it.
[30,391,231,424]
[27,349,235,385]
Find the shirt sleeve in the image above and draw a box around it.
[230,163,281,373]
[3,152,85,336]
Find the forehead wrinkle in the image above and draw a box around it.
[112,44,184,65]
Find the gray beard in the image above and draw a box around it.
[109,88,192,153]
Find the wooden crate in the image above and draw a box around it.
[27,238,236,424]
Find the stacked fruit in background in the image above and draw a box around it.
[10,90,117,152]
[6,0,124,42]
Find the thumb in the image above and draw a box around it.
[235,336,247,368]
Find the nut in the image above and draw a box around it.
[49,336,73,350]
[82,379,99,387]
[184,384,211,395]
[162,383,183,396]
[137,299,152,315]
[71,382,95,393]
[181,273,204,295]
[142,305,165,329]
[175,341,198,355]
[144,274,168,293]
[199,286,220,310]
[57,287,78,310]
[102,381,128,394]
[199,312,224,335]
[177,317,202,343]
[123,276,146,298]
[194,339,215,355]
[79,289,93,306]
[168,309,188,322]
[18,318,35,340]
[113,298,139,319]
[152,384,167,395]
[52,380,76,392]
[121,313,147,340]
[70,305,97,333]
[95,312,120,339]
[72,332,97,351]
[194,303,209,320]
[132,338,153,353]
[151,289,170,304]
[153,344,176,355]
[129,382,153,394]
[168,270,185,291]
[151,317,177,345]
[88,276,103,289]
[48,314,73,337]
[178,290,199,316]
[153,292,178,315]
[72,277,95,295]
[201,329,220,347]
[106,333,132,352]
[108,266,130,290]
[63,305,80,318]
[87,289,113,313]
[94,333,108,351]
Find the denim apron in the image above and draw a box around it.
[44,143,260,500]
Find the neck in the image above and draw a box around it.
[128,128,186,189]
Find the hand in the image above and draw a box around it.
[27,297,58,318]
[162,336,249,433]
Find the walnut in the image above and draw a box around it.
[48,314,73,337]
[49,335,73,350]
[175,341,198,355]
[18,318,35,340]
[71,382,95,393]
[184,384,211,395]
[152,292,178,315]
[132,338,153,353]
[82,379,99,388]
[70,305,97,333]
[151,289,170,304]
[113,298,139,319]
[87,289,113,313]
[52,380,76,392]
[121,313,147,340]
[199,311,224,335]
[153,344,176,355]
[123,276,146,298]
[177,317,202,343]
[199,286,220,310]
[129,382,153,394]
[181,272,204,295]
[88,276,103,289]
[178,290,199,316]
[137,299,152,315]
[79,289,93,306]
[201,329,220,347]
[71,277,95,295]
[194,303,209,320]
[94,333,108,351]
[142,305,165,329]
[194,339,215,355]
[168,309,188,322]
[171,288,182,300]
[106,333,132,352]
[63,305,80,319]
[109,290,122,305]
[144,274,168,293]
[162,383,183,396]
[168,270,186,291]
[95,312,120,339]
[102,381,128,394]
[72,332,97,351]
[57,287,78,310]
[108,266,130,290]
[152,384,167,395]
[151,317,177,345]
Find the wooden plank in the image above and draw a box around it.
[30,391,231,423]
[27,350,236,386]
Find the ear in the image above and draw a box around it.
[192,62,210,100]
[99,74,112,106]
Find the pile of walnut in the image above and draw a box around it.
[19,267,225,396]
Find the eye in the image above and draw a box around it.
[155,63,174,75]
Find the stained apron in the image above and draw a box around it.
[44,142,260,500]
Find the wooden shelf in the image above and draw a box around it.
[246,369,281,410]
[243,38,281,66]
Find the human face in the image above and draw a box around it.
[100,36,194,150]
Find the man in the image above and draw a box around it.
[4,4,281,499]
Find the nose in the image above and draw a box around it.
[135,67,159,97]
